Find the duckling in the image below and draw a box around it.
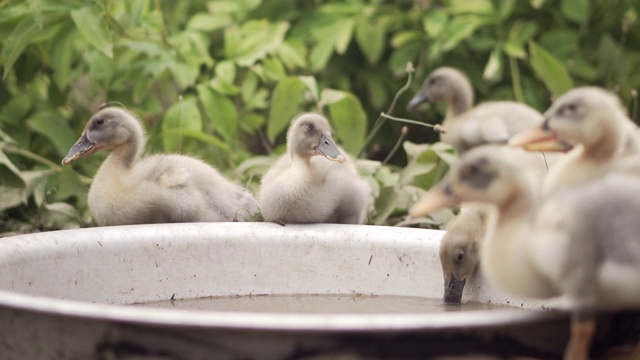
[258,113,371,224]
[423,148,559,304]
[438,203,491,304]
[407,67,543,153]
[411,145,640,360]
[62,106,259,226]
[509,86,640,196]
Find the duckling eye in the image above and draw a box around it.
[428,77,439,86]
[456,252,464,263]
[95,118,105,126]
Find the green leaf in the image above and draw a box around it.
[225,20,290,67]
[198,85,238,142]
[448,0,495,15]
[0,150,26,187]
[187,13,233,32]
[497,0,515,20]
[262,57,286,82]
[320,88,348,106]
[504,20,536,59]
[298,76,319,102]
[483,46,503,82]
[441,16,482,51]
[50,23,76,90]
[309,17,355,71]
[169,62,199,89]
[561,0,589,24]
[161,97,203,152]
[276,40,306,69]
[355,18,385,64]
[27,111,77,157]
[327,94,367,155]
[309,37,336,72]
[422,9,448,38]
[529,41,573,96]
[267,77,307,141]
[159,129,231,153]
[26,0,42,29]
[71,6,113,58]
[1,13,66,80]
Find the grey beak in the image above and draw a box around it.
[317,134,345,163]
[62,132,96,165]
[407,93,429,110]
[443,276,466,305]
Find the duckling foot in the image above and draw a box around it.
[564,317,596,360]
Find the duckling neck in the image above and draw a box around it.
[582,129,625,162]
[106,135,144,170]
[447,83,474,116]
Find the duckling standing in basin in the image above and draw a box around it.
[62,106,259,226]
[408,67,543,153]
[259,113,371,224]
[411,145,640,360]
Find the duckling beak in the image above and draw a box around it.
[509,125,571,152]
[409,184,459,218]
[62,132,99,165]
[443,276,466,305]
[317,134,345,163]
[407,93,429,110]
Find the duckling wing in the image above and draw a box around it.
[133,155,258,223]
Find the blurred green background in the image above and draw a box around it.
[0,0,638,233]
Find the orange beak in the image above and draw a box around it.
[409,185,460,218]
[509,125,572,152]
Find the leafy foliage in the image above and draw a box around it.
[0,0,638,234]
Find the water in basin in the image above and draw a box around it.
[132,294,511,314]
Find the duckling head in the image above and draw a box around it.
[287,113,345,163]
[410,146,528,216]
[510,87,626,154]
[440,223,481,304]
[62,106,144,166]
[407,67,473,111]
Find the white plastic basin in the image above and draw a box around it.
[0,223,627,359]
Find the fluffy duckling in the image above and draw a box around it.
[510,86,640,196]
[411,145,640,360]
[62,106,259,226]
[438,203,491,304]
[407,67,543,153]
[420,149,558,305]
[258,113,371,224]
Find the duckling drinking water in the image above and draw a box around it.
[62,106,259,226]
[411,145,640,360]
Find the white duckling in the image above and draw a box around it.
[411,145,640,360]
[510,86,640,196]
[407,67,544,153]
[258,113,371,224]
[62,106,259,226]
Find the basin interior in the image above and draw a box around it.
[0,223,557,315]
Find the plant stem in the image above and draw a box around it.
[1,142,60,169]
[509,56,525,103]
[359,64,415,157]
[383,126,408,165]
[380,112,440,130]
